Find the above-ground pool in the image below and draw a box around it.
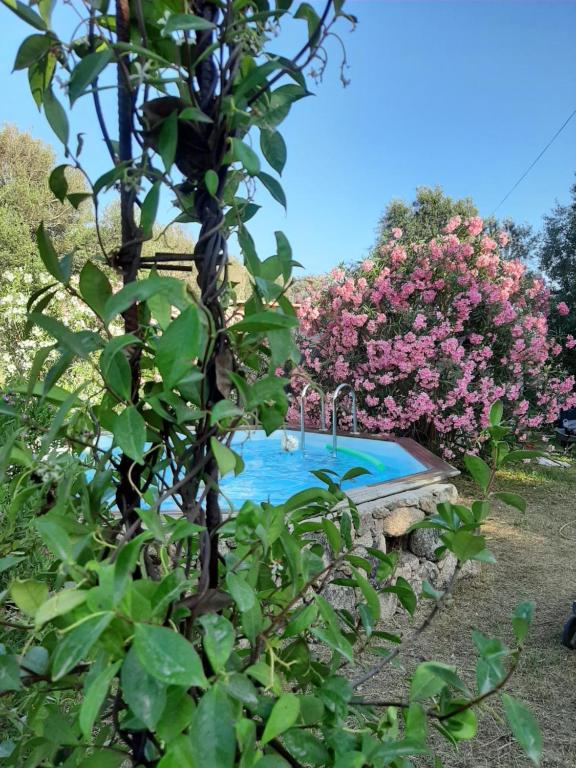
[222,429,427,508]
[92,429,458,514]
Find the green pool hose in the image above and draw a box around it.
[325,444,386,473]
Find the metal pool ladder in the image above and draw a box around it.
[331,384,358,455]
[300,382,326,452]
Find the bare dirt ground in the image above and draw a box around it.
[360,464,576,768]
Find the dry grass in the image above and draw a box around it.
[361,464,576,768]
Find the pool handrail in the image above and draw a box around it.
[300,382,327,452]
[331,384,358,455]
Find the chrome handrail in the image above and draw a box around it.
[300,382,326,452]
[331,384,358,455]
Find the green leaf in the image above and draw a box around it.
[222,673,259,707]
[43,87,69,145]
[493,491,526,513]
[140,182,161,238]
[0,555,24,574]
[501,693,542,765]
[93,163,128,196]
[1,0,46,31]
[262,694,300,744]
[322,518,341,556]
[230,138,261,176]
[159,109,178,172]
[205,169,219,196]
[156,687,196,743]
[156,306,203,387]
[51,612,114,680]
[36,222,65,282]
[82,751,126,768]
[121,646,167,730]
[341,466,371,482]
[230,311,298,333]
[113,406,146,464]
[10,579,48,617]
[35,589,87,627]
[14,33,50,70]
[258,171,287,209]
[352,567,380,622]
[283,603,317,638]
[199,614,235,673]
[489,400,503,426]
[163,13,216,33]
[443,708,477,742]
[294,1,321,43]
[211,438,240,477]
[512,601,534,645]
[69,48,112,103]
[226,571,256,612]
[114,532,153,602]
[502,449,544,465]
[0,654,22,692]
[260,129,287,175]
[189,686,236,768]
[179,106,213,123]
[67,191,92,209]
[209,399,243,426]
[445,530,487,562]
[133,623,208,688]
[283,729,330,765]
[383,576,416,616]
[79,660,121,739]
[30,314,98,359]
[411,662,451,701]
[48,164,70,202]
[463,454,491,493]
[100,334,138,401]
[28,50,55,107]
[405,702,428,746]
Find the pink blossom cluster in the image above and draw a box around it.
[291,218,576,458]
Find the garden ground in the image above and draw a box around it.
[362,464,576,767]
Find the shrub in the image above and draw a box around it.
[293,216,576,459]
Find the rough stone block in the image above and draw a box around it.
[382,507,425,537]
[419,483,458,514]
[408,528,443,561]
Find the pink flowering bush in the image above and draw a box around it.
[292,217,576,459]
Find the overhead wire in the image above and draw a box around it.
[491,106,576,215]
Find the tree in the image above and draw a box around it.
[377,186,537,265]
[0,2,541,766]
[539,181,576,375]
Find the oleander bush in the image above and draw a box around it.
[293,215,576,459]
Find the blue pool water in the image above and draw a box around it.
[220,430,426,509]
[92,430,426,512]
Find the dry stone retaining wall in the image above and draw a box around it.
[325,482,479,620]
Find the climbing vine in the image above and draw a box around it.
[0,1,542,766]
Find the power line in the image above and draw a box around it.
[491,106,576,215]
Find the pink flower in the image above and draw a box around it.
[467,217,483,236]
[566,335,576,350]
[444,216,461,234]
[392,227,403,239]
[557,302,570,316]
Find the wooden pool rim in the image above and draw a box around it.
[282,426,460,505]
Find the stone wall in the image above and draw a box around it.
[325,482,479,620]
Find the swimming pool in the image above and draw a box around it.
[91,429,457,513]
[222,429,427,507]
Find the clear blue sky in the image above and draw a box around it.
[1,1,575,274]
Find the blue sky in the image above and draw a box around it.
[1,0,575,275]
